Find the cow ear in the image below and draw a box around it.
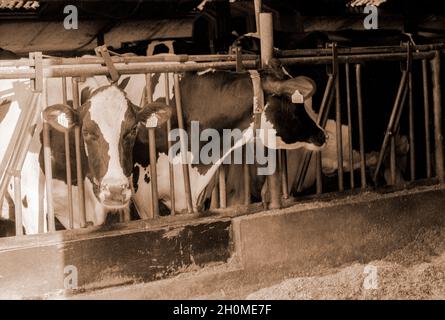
[137,102,172,128]
[118,77,131,91]
[43,104,77,133]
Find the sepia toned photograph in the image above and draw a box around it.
[1,0,445,306]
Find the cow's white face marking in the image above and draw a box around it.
[88,86,132,208]
[260,103,326,151]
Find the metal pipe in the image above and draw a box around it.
[431,51,445,182]
[254,0,262,34]
[145,73,160,218]
[390,137,397,185]
[72,78,87,228]
[219,167,227,209]
[40,79,55,233]
[422,59,432,178]
[355,64,367,189]
[345,63,354,190]
[280,150,289,199]
[13,176,23,236]
[164,73,175,215]
[277,44,445,57]
[61,77,74,228]
[408,70,416,181]
[148,128,160,218]
[335,68,344,192]
[2,52,439,80]
[173,73,194,213]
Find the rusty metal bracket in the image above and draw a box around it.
[95,45,120,83]
[326,42,338,77]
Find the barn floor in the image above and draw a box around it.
[69,184,445,300]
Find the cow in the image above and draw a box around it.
[130,60,327,218]
[1,61,170,233]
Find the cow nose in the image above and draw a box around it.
[100,181,131,205]
[312,130,327,146]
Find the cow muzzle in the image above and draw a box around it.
[99,181,131,208]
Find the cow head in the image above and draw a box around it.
[260,71,327,151]
[44,83,171,222]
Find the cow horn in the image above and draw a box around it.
[262,76,316,103]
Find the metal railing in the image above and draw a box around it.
[0,42,444,238]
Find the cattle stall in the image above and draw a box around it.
[1,3,445,297]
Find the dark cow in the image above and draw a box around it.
[131,61,326,217]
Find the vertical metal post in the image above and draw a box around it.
[422,59,432,178]
[148,128,159,218]
[259,12,281,209]
[280,150,289,199]
[254,0,262,34]
[164,73,176,215]
[355,64,367,189]
[61,77,74,228]
[334,47,344,192]
[219,167,227,209]
[174,73,194,213]
[42,79,55,232]
[390,137,397,185]
[145,73,160,218]
[243,145,251,205]
[345,63,354,189]
[14,176,23,236]
[408,69,416,181]
[431,51,444,182]
[72,77,87,228]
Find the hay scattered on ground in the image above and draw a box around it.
[247,227,445,300]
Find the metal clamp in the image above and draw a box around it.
[326,42,338,77]
[400,41,412,73]
[29,52,43,92]
[95,45,120,83]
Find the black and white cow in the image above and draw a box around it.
[1,65,170,233]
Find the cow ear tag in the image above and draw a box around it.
[43,104,76,133]
[145,113,158,128]
[291,90,304,104]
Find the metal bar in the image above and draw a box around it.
[13,176,23,236]
[408,70,416,181]
[42,79,55,232]
[72,78,87,228]
[373,71,408,183]
[219,167,227,209]
[422,59,432,178]
[61,77,74,228]
[148,128,160,218]
[345,63,354,190]
[335,64,344,192]
[254,0,262,33]
[355,64,367,189]
[431,51,445,182]
[2,52,439,80]
[277,44,445,57]
[164,73,175,215]
[145,73,160,218]
[259,12,281,209]
[281,150,289,199]
[173,73,194,213]
[390,137,397,185]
